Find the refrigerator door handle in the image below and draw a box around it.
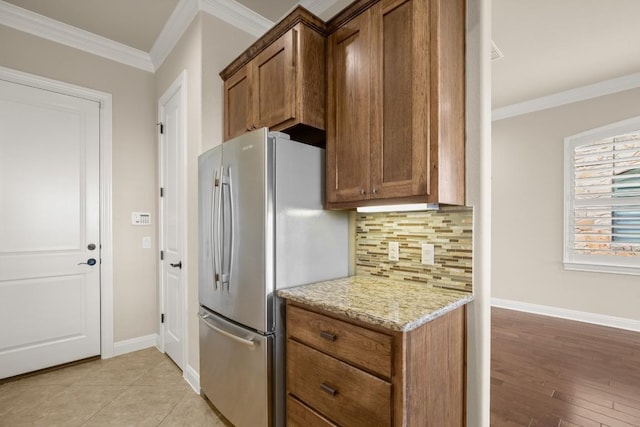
[211,168,219,290]
[199,313,256,347]
[216,166,225,290]
[220,166,232,290]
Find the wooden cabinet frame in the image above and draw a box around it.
[221,8,326,144]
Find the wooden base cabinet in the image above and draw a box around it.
[221,8,326,144]
[326,0,466,208]
[285,302,466,426]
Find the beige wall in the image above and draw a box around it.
[155,12,256,373]
[492,87,640,321]
[0,25,159,342]
[201,13,256,151]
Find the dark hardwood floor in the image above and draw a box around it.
[491,307,640,427]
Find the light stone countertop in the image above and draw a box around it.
[277,276,474,332]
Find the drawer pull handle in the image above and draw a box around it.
[320,383,338,396]
[320,331,336,341]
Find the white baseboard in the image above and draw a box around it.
[112,334,160,357]
[184,363,200,394]
[492,298,640,333]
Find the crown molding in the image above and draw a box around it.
[299,0,342,17]
[492,72,640,122]
[150,0,274,71]
[199,0,273,37]
[0,0,154,72]
[149,0,200,70]
[0,0,338,74]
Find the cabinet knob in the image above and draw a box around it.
[359,189,366,195]
[372,188,377,195]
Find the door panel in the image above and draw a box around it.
[160,84,184,369]
[0,79,100,379]
[219,129,271,333]
[198,146,222,313]
[224,66,251,141]
[370,0,429,199]
[252,29,296,129]
[326,11,372,203]
[199,308,271,427]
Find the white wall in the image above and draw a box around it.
[0,24,159,343]
[492,87,640,321]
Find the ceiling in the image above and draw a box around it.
[3,0,180,51]
[492,0,640,109]
[4,0,639,109]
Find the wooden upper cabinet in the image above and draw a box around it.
[326,9,372,204]
[223,65,251,141]
[325,0,465,209]
[220,8,326,145]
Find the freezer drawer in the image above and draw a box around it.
[199,307,272,427]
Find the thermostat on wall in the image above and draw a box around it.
[131,212,151,225]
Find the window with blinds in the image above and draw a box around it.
[564,118,640,275]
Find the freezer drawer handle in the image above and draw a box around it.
[320,383,338,396]
[320,331,337,342]
[199,313,256,347]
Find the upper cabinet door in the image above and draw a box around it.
[223,65,251,141]
[326,9,373,204]
[325,0,465,209]
[251,28,296,130]
[370,0,429,200]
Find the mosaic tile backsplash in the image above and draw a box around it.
[355,207,473,293]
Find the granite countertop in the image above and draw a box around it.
[277,276,473,332]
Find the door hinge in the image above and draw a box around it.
[161,313,165,324]
[157,122,164,134]
[160,250,164,260]
[160,187,164,197]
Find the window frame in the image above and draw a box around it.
[563,116,640,276]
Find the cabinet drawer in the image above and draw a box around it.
[287,340,391,427]
[287,395,337,427]
[287,304,392,378]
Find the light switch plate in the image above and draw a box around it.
[142,236,151,249]
[388,241,399,262]
[421,243,435,265]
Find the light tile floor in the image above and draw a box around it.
[0,348,228,426]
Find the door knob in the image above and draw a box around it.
[170,261,182,269]
[78,258,97,266]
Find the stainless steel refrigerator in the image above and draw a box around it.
[198,128,349,427]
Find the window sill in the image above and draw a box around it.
[563,261,640,276]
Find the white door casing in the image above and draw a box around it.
[0,78,102,378]
[159,71,187,370]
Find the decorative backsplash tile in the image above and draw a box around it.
[355,207,473,293]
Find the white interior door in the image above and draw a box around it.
[0,79,101,379]
[159,76,185,369]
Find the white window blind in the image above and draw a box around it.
[564,117,640,275]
